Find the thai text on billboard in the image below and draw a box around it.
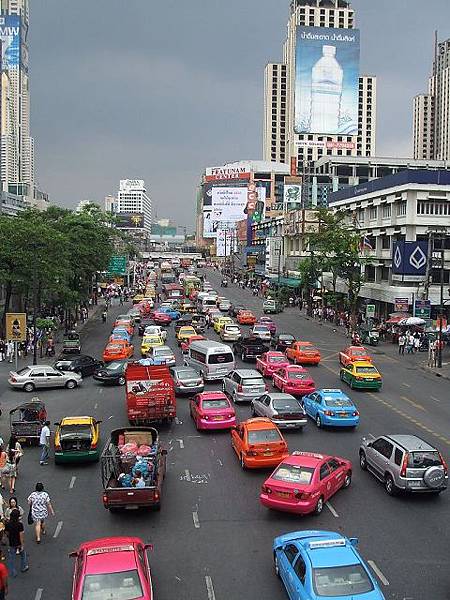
[203,187,247,238]
[0,15,20,70]
[294,26,360,135]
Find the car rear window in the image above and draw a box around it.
[312,564,374,597]
[273,399,302,411]
[202,400,229,409]
[352,349,367,356]
[208,352,234,365]
[288,372,307,380]
[325,398,353,407]
[355,366,377,374]
[242,377,264,386]
[301,345,319,352]
[408,451,442,468]
[225,326,240,332]
[60,424,92,438]
[272,464,314,484]
[82,569,143,600]
[157,348,173,356]
[269,356,285,363]
[16,367,30,375]
[248,429,282,444]
[279,335,294,341]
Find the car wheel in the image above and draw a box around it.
[118,376,126,386]
[65,380,77,389]
[274,554,280,578]
[240,454,246,470]
[316,415,321,428]
[23,382,35,393]
[343,472,352,488]
[314,496,324,515]
[349,379,354,389]
[384,474,397,496]
[359,452,367,470]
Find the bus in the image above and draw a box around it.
[162,283,184,301]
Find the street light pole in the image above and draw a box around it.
[438,248,445,369]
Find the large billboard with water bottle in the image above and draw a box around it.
[294,26,360,136]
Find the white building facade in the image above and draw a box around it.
[116,179,152,232]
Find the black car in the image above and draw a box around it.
[229,304,246,318]
[93,360,127,386]
[138,317,155,336]
[271,333,296,352]
[233,337,269,361]
[54,355,102,377]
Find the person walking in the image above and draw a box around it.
[428,339,436,368]
[398,334,406,355]
[4,497,24,522]
[0,339,5,362]
[7,435,23,476]
[5,509,28,575]
[6,341,14,364]
[0,448,8,490]
[39,421,51,466]
[27,482,55,544]
[5,451,17,495]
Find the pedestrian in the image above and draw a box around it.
[6,341,14,364]
[398,334,406,355]
[5,451,17,495]
[4,497,24,522]
[27,482,55,544]
[0,557,8,599]
[5,509,28,575]
[0,447,8,490]
[428,340,436,367]
[7,435,23,477]
[406,334,415,354]
[414,335,421,353]
[39,421,51,466]
[0,339,5,362]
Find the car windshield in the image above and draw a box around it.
[300,345,318,352]
[202,400,229,409]
[81,569,143,600]
[176,369,197,378]
[273,399,302,411]
[208,353,234,365]
[269,356,285,363]
[108,345,123,351]
[60,424,92,439]
[355,366,377,374]
[242,378,264,386]
[248,429,282,444]
[107,362,125,371]
[288,372,306,380]
[408,451,442,468]
[225,326,240,332]
[279,335,294,341]
[352,349,367,356]
[254,327,268,332]
[325,398,353,407]
[272,464,314,484]
[312,564,374,597]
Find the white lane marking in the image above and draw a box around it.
[53,520,63,539]
[184,469,191,482]
[94,402,98,409]
[34,589,44,600]
[187,435,202,438]
[108,415,114,420]
[430,395,441,403]
[325,501,339,518]
[177,439,184,449]
[98,388,104,394]
[205,575,216,600]
[175,576,181,582]
[217,458,223,467]
[368,560,390,586]
[192,511,200,528]
[69,476,76,489]
[402,382,411,388]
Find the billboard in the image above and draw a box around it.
[0,15,20,70]
[5,313,27,342]
[284,185,302,207]
[294,26,360,135]
[119,179,144,192]
[116,213,145,228]
[392,241,429,277]
[203,186,248,238]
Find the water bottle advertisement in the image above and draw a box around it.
[294,26,360,136]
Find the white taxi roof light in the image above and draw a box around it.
[321,389,341,393]
[292,451,324,459]
[87,545,134,555]
[309,539,346,550]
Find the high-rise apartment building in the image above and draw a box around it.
[116,179,152,232]
[413,36,450,161]
[263,0,377,176]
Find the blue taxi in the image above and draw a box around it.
[157,306,181,320]
[273,530,385,599]
[302,389,360,428]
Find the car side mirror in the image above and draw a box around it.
[144,543,154,551]
[54,422,60,426]
[367,442,372,448]
[68,550,78,558]
[349,537,359,547]
[96,420,103,425]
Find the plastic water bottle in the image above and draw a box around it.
[310,45,343,133]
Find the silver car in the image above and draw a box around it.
[251,325,272,341]
[170,366,204,395]
[220,324,242,342]
[149,345,176,366]
[8,365,82,393]
[251,393,307,429]
[219,300,232,312]
[222,369,266,403]
[360,434,448,495]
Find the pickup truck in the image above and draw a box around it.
[126,362,176,424]
[101,427,167,511]
[233,337,269,361]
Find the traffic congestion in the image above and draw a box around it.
[1,258,448,600]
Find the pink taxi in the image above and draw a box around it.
[189,392,236,431]
[69,536,153,600]
[272,365,315,396]
[256,351,290,377]
[257,316,277,335]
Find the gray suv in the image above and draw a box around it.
[359,434,448,495]
[222,369,266,403]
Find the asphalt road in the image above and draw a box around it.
[2,270,449,600]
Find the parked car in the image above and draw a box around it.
[8,365,82,392]
[251,392,307,429]
[170,366,204,395]
[271,333,295,351]
[54,355,102,378]
[93,360,127,386]
[222,369,266,403]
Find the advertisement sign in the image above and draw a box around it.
[296,139,356,150]
[119,179,144,192]
[203,187,247,238]
[294,26,360,135]
[5,313,26,342]
[284,185,302,207]
[394,297,410,313]
[107,256,127,275]
[116,213,145,228]
[366,305,376,318]
[414,299,431,319]
[0,16,20,70]
[392,241,429,277]
[205,164,251,181]
[290,157,297,176]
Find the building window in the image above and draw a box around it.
[381,266,390,281]
[369,207,377,220]
[382,204,391,219]
[397,201,407,216]
[365,265,376,282]
[381,236,391,250]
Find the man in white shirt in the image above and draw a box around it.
[39,421,51,466]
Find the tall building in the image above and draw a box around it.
[413,35,450,161]
[104,194,117,214]
[116,179,152,232]
[263,0,377,176]
[0,0,36,201]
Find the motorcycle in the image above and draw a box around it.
[221,279,228,288]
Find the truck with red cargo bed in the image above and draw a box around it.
[125,362,176,425]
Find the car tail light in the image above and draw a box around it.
[227,414,234,419]
[247,450,258,456]
[438,451,448,476]
[353,411,360,417]
[103,494,108,504]
[262,485,272,494]
[324,410,335,417]
[10,377,16,383]
[237,384,243,392]
[300,492,311,500]
[154,491,160,500]
[400,452,409,478]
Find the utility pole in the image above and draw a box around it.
[437,246,445,368]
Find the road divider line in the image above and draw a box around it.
[108,415,114,420]
[205,575,216,600]
[184,469,191,482]
[34,589,44,600]
[217,459,223,467]
[94,402,98,409]
[98,388,103,394]
[192,511,200,528]
[402,382,411,388]
[368,560,390,586]
[177,439,184,449]
[325,501,339,517]
[430,395,441,403]
[53,521,63,539]
[69,476,76,489]
[400,396,425,411]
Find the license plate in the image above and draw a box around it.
[264,451,273,456]
[276,491,290,498]
[125,505,139,510]
[338,412,347,417]
[213,416,223,421]
[365,378,373,382]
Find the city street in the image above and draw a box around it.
[2,269,449,600]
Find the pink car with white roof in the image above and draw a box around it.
[256,351,290,377]
[189,392,236,430]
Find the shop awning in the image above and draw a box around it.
[278,276,302,288]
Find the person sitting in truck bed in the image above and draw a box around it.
[133,470,145,488]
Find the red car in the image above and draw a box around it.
[180,334,206,354]
[190,392,236,430]
[69,536,153,600]
[256,351,290,377]
[153,311,172,325]
[339,345,372,367]
[260,451,352,515]
[272,365,315,396]
[257,316,277,335]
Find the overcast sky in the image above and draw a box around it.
[30,0,450,229]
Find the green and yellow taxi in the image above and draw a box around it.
[340,360,382,391]
[54,416,101,464]
[176,325,197,344]
[141,334,164,357]
[132,293,144,304]
[213,316,234,334]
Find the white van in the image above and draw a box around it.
[199,295,217,313]
[185,340,235,381]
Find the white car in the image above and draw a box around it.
[144,325,167,341]
[251,325,272,341]
[220,324,242,342]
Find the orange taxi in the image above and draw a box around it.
[102,340,134,362]
[231,417,289,469]
[286,341,321,365]
[236,310,256,325]
[339,345,372,367]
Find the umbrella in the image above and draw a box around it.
[386,314,410,324]
[398,317,426,326]
[312,296,322,301]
